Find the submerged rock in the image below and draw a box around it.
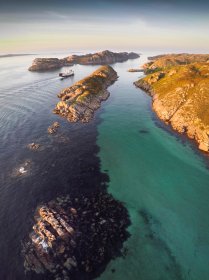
[12,160,32,177]
[22,192,130,279]
[48,122,60,134]
[53,65,118,123]
[27,143,41,150]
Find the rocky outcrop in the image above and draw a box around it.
[142,54,209,74]
[22,192,130,279]
[134,62,209,153]
[28,58,70,71]
[28,50,139,71]
[53,65,118,123]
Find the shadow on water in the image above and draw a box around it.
[0,106,131,279]
[139,129,149,134]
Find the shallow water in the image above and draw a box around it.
[0,53,209,280]
[97,58,209,280]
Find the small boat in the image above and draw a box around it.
[59,69,74,78]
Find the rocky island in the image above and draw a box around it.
[53,65,118,122]
[135,55,209,152]
[22,192,129,280]
[28,50,139,71]
[28,58,71,71]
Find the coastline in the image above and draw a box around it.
[134,61,209,154]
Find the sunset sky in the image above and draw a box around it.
[0,0,209,53]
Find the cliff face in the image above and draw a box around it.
[143,54,209,74]
[53,65,118,122]
[28,50,139,71]
[135,62,209,153]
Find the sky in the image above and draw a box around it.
[0,0,209,54]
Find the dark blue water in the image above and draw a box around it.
[0,54,110,279]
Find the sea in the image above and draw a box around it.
[0,51,209,280]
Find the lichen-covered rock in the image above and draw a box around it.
[135,61,209,153]
[22,192,130,279]
[53,65,118,123]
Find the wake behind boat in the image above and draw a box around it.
[59,69,74,78]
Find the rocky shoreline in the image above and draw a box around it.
[28,50,139,71]
[22,192,130,280]
[134,60,209,153]
[53,65,118,123]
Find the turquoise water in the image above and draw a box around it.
[97,57,209,280]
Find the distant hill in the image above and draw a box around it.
[143,53,209,74]
[28,50,140,71]
[0,54,35,58]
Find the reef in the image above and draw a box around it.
[22,192,130,280]
[28,50,139,71]
[53,65,118,123]
[134,60,209,152]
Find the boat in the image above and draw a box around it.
[59,69,74,78]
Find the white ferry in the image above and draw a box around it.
[59,69,74,78]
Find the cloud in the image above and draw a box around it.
[0,0,209,53]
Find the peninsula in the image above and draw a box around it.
[135,54,209,152]
[143,53,209,74]
[28,50,139,71]
[53,65,118,123]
